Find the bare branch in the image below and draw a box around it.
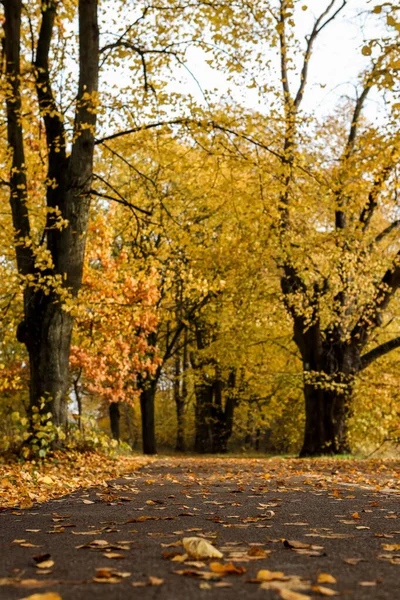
[279,0,291,106]
[90,186,152,216]
[294,1,346,110]
[35,0,67,207]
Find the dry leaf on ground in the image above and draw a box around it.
[209,562,246,575]
[317,574,337,584]
[17,594,62,600]
[182,537,223,559]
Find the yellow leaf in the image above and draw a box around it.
[18,595,62,600]
[279,590,311,600]
[182,537,223,559]
[311,586,339,596]
[39,476,53,485]
[36,560,54,569]
[317,574,337,584]
[257,570,286,581]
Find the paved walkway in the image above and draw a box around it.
[0,458,399,599]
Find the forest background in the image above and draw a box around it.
[1,0,400,465]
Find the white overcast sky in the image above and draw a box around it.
[167,0,386,122]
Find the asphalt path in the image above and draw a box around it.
[0,457,399,600]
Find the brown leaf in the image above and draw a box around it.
[343,558,365,566]
[148,576,164,586]
[283,540,312,549]
[209,562,246,575]
[311,585,339,596]
[248,547,268,558]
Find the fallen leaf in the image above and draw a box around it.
[17,595,62,600]
[279,590,311,600]
[283,540,319,550]
[39,476,54,485]
[311,585,339,596]
[35,561,54,570]
[343,558,365,566]
[248,547,268,558]
[209,562,246,575]
[257,570,286,582]
[317,574,337,584]
[199,582,212,590]
[182,537,223,559]
[148,576,164,586]
[382,544,400,551]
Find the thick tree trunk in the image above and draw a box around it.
[140,383,157,455]
[294,319,357,456]
[109,402,120,442]
[18,291,73,427]
[300,384,352,456]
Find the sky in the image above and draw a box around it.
[167,0,387,122]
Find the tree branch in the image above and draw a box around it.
[294,1,346,110]
[35,0,67,173]
[90,187,152,216]
[374,219,400,244]
[359,156,399,231]
[351,249,400,347]
[2,0,34,276]
[279,0,292,106]
[360,336,400,371]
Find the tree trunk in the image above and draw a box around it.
[18,291,73,426]
[140,383,157,455]
[300,383,352,456]
[295,320,357,456]
[109,402,120,442]
[194,382,213,453]
[124,404,135,448]
[174,353,185,452]
[194,373,237,454]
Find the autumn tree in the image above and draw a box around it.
[1,0,98,427]
[70,205,159,442]
[179,0,400,455]
[0,0,192,436]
